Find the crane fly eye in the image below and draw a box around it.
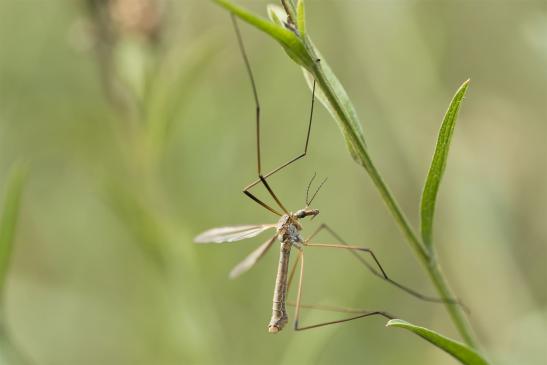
[294,209,319,219]
[295,209,306,218]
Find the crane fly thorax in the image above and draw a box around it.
[275,208,320,247]
[276,214,303,246]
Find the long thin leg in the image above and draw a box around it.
[243,190,283,216]
[287,250,301,291]
[293,249,305,329]
[231,14,261,175]
[305,224,467,309]
[232,15,283,215]
[232,15,318,215]
[295,311,393,331]
[291,249,393,331]
[306,224,382,276]
[244,79,317,190]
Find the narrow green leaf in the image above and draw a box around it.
[267,4,286,27]
[0,163,27,296]
[214,0,313,68]
[106,182,167,267]
[387,319,488,365]
[420,80,470,249]
[0,332,34,365]
[0,163,34,364]
[147,32,221,157]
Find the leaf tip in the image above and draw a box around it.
[267,4,287,26]
[386,319,406,328]
[458,78,471,94]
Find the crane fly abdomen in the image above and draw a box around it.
[268,213,307,333]
[268,241,292,333]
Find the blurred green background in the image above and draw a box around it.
[0,0,545,364]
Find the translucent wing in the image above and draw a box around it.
[229,235,277,279]
[194,224,276,244]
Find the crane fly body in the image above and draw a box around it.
[195,208,319,332]
[194,12,466,335]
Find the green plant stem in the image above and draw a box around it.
[309,62,478,348]
[427,260,477,348]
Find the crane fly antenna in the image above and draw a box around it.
[305,172,317,206]
[306,176,328,207]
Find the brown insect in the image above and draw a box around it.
[195,15,462,333]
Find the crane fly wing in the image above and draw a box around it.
[229,234,277,279]
[194,224,276,244]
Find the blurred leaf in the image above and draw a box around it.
[0,333,33,365]
[0,163,27,296]
[147,32,222,156]
[114,38,152,103]
[105,180,200,272]
[0,163,33,365]
[420,80,470,248]
[387,319,488,365]
[106,182,168,267]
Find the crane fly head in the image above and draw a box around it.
[286,174,326,226]
[294,208,320,220]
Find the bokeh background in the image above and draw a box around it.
[0,0,545,364]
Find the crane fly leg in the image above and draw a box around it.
[232,16,318,215]
[289,248,394,331]
[304,224,468,310]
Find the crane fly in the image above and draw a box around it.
[196,175,328,332]
[195,13,465,333]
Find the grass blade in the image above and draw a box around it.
[146,32,221,157]
[105,182,168,267]
[420,80,470,249]
[0,163,34,365]
[387,319,488,365]
[0,333,34,365]
[0,163,27,296]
